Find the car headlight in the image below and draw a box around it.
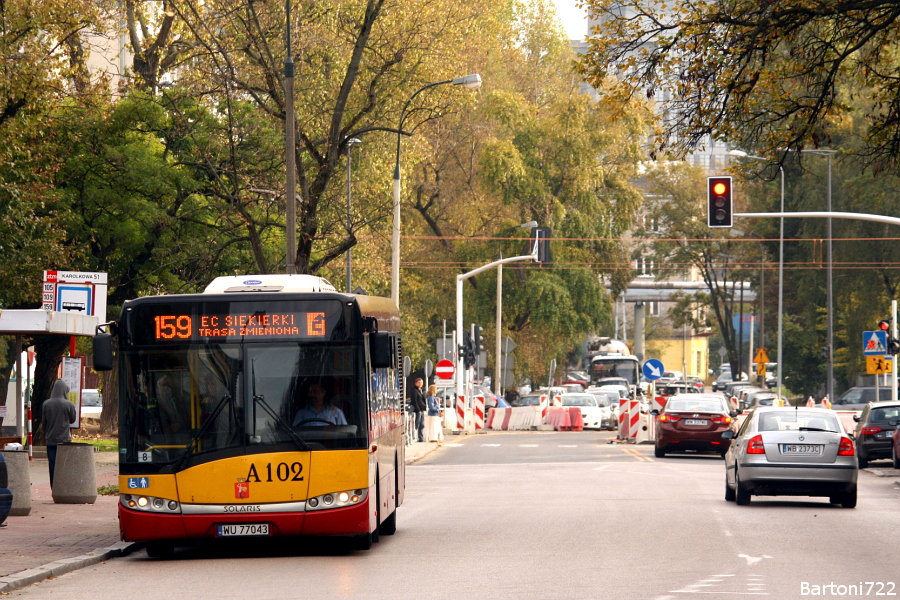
[121,494,181,513]
[306,488,368,512]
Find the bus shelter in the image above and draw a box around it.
[0,310,98,440]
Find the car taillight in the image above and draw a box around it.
[712,416,732,424]
[746,434,765,454]
[838,436,854,456]
[860,426,882,435]
[660,414,681,422]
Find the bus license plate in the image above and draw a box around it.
[780,444,822,455]
[217,524,269,537]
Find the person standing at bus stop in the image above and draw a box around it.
[42,379,76,488]
[410,378,426,442]
[425,384,443,442]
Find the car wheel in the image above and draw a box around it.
[893,445,900,470]
[654,445,665,458]
[735,468,751,505]
[725,477,736,502]
[840,485,858,509]
[857,454,868,469]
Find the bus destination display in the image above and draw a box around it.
[154,311,327,341]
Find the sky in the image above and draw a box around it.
[552,0,588,40]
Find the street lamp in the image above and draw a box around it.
[345,138,361,293]
[729,150,785,398]
[391,74,483,307]
[284,0,297,273]
[495,220,538,397]
[796,149,837,405]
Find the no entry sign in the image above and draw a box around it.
[435,359,455,380]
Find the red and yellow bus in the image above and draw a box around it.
[93,274,405,556]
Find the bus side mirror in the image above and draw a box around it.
[370,332,392,369]
[93,333,114,371]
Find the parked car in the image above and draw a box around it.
[713,370,748,392]
[0,452,11,526]
[893,417,900,469]
[735,387,767,411]
[560,393,604,430]
[833,386,892,411]
[651,394,735,458]
[723,407,858,507]
[588,390,619,430]
[852,401,900,468]
[685,375,705,391]
[745,392,787,410]
[80,388,102,418]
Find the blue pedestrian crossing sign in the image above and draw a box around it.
[642,358,665,380]
[863,331,888,356]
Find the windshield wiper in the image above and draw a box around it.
[175,393,234,470]
[251,359,311,452]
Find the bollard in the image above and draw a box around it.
[1,450,32,516]
[51,443,98,504]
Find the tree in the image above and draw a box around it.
[578,0,900,167]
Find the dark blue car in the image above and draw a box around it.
[0,452,12,526]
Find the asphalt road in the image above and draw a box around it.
[9,430,900,600]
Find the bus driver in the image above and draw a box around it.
[292,382,347,427]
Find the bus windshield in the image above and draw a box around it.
[590,358,639,384]
[121,340,367,471]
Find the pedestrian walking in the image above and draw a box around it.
[42,379,76,488]
[410,378,426,442]
[425,384,444,442]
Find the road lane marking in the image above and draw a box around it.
[481,444,501,447]
[558,444,578,448]
[621,447,654,462]
[519,444,539,447]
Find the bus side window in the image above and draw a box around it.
[370,332,392,369]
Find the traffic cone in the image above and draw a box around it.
[806,396,815,407]
[823,396,831,409]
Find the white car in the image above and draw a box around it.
[560,393,604,429]
[588,389,619,430]
[81,389,102,418]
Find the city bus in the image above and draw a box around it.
[92,274,405,556]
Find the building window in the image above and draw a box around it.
[648,301,660,316]
[636,256,654,277]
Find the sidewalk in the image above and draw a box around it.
[0,439,443,593]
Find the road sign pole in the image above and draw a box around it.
[888,300,897,402]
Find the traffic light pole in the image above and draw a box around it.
[456,242,539,428]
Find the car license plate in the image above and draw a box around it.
[217,523,269,537]
[684,419,708,426]
[780,444,822,455]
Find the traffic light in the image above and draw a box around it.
[707,176,733,228]
[530,226,551,266]
[462,331,475,368]
[472,325,483,360]
[878,319,900,355]
[821,346,829,361]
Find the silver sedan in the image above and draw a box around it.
[723,407,858,508]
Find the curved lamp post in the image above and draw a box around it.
[729,149,785,399]
[391,74,482,307]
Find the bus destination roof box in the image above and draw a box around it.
[204,274,337,294]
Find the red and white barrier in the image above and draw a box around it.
[457,395,466,430]
[628,400,641,441]
[552,394,562,407]
[27,398,33,460]
[474,394,485,430]
[540,395,549,421]
[618,398,629,439]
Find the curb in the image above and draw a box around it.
[0,542,143,593]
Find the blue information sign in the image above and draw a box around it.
[642,358,665,381]
[863,331,888,356]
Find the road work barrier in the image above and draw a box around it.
[540,395,548,421]
[474,394,485,430]
[618,398,629,439]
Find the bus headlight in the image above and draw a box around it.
[121,494,181,513]
[305,488,367,512]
